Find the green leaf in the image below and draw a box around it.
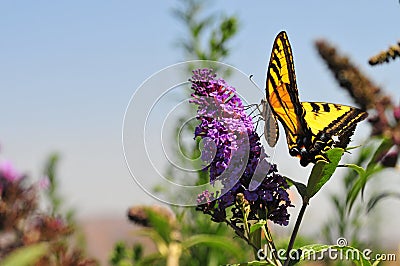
[372,258,384,266]
[346,164,369,213]
[299,244,372,265]
[347,138,392,203]
[345,164,366,176]
[136,228,168,255]
[366,137,393,171]
[182,234,244,256]
[339,142,391,214]
[1,243,48,266]
[249,220,266,234]
[344,145,363,151]
[144,208,172,243]
[306,148,344,200]
[285,176,307,200]
[136,253,165,266]
[367,191,400,213]
[228,261,272,265]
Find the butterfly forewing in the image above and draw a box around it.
[266,31,307,138]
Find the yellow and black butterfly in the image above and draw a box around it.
[263,31,368,166]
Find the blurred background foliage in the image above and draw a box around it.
[0,155,97,265]
[111,1,400,265]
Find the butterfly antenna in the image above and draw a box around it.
[244,103,258,110]
[246,74,266,123]
[248,74,260,89]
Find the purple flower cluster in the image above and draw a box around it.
[190,69,292,226]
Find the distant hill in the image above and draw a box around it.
[79,216,155,265]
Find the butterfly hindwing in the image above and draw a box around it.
[302,102,368,164]
[261,99,279,147]
[302,102,367,144]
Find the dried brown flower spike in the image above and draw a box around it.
[369,41,400,66]
[315,39,387,110]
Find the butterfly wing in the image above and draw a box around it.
[302,102,368,147]
[265,31,309,150]
[261,99,279,147]
[265,31,368,166]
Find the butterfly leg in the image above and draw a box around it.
[246,104,261,117]
[254,116,263,132]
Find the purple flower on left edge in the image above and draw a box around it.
[0,160,22,182]
[190,68,293,226]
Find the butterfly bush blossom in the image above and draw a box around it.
[190,69,292,226]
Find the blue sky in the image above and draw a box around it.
[1,1,400,242]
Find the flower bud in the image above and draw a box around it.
[394,105,400,122]
[381,150,399,167]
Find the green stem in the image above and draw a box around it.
[284,199,308,266]
[225,219,258,252]
[251,209,265,260]
[226,217,277,265]
[262,223,282,266]
[258,207,281,265]
[252,226,261,260]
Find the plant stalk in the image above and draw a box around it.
[284,199,308,266]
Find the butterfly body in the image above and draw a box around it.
[264,31,367,166]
